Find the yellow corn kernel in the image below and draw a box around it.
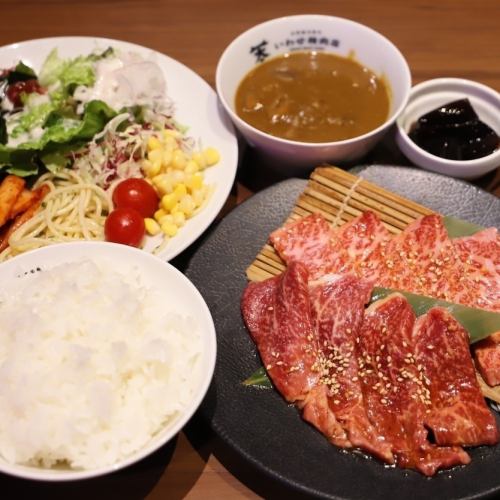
[162,128,181,140]
[161,221,178,237]
[191,188,205,207]
[158,213,174,226]
[203,147,220,166]
[148,147,163,164]
[164,135,178,150]
[192,152,206,170]
[185,160,199,175]
[179,194,195,217]
[186,172,203,191]
[172,149,187,170]
[173,211,186,227]
[152,174,173,196]
[174,183,187,198]
[147,135,162,151]
[143,159,161,178]
[145,218,161,236]
[152,173,165,185]
[170,202,181,215]
[161,192,178,212]
[162,149,173,167]
[154,208,167,221]
[142,159,153,176]
[171,169,185,184]
[157,180,173,197]
[154,159,164,175]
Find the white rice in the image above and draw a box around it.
[0,258,202,470]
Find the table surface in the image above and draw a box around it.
[0,0,499,498]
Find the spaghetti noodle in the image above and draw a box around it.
[0,171,112,261]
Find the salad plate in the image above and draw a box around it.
[185,165,500,500]
[0,36,238,261]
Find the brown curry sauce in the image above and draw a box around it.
[235,51,390,143]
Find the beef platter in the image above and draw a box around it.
[241,209,500,476]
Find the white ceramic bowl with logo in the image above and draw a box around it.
[216,14,411,174]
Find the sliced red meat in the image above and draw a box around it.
[269,211,500,314]
[241,261,320,403]
[302,384,351,448]
[270,213,344,279]
[453,228,500,313]
[332,211,392,282]
[242,261,349,445]
[475,332,500,386]
[307,273,393,463]
[413,308,499,446]
[376,215,454,297]
[270,211,392,281]
[357,294,470,476]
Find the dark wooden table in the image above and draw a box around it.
[0,1,498,498]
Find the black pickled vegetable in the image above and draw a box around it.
[409,98,499,161]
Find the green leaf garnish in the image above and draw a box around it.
[242,367,272,388]
[371,287,500,343]
[443,215,485,238]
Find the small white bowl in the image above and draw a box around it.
[395,78,500,179]
[216,14,411,175]
[0,242,216,481]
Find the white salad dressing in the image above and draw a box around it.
[26,93,51,107]
[5,93,56,147]
[73,52,167,114]
[1,97,13,112]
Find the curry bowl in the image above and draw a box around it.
[216,14,412,174]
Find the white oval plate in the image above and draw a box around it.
[0,241,217,481]
[0,36,238,261]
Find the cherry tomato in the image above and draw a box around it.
[104,207,145,247]
[112,178,159,218]
[6,79,45,107]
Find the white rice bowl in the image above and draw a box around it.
[0,242,216,481]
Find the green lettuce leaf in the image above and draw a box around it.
[9,101,56,139]
[38,48,95,89]
[5,161,39,177]
[40,151,72,172]
[5,61,37,84]
[73,100,117,139]
[0,100,116,176]
[0,148,40,176]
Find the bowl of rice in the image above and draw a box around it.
[0,242,216,481]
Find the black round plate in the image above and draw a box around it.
[185,165,500,500]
